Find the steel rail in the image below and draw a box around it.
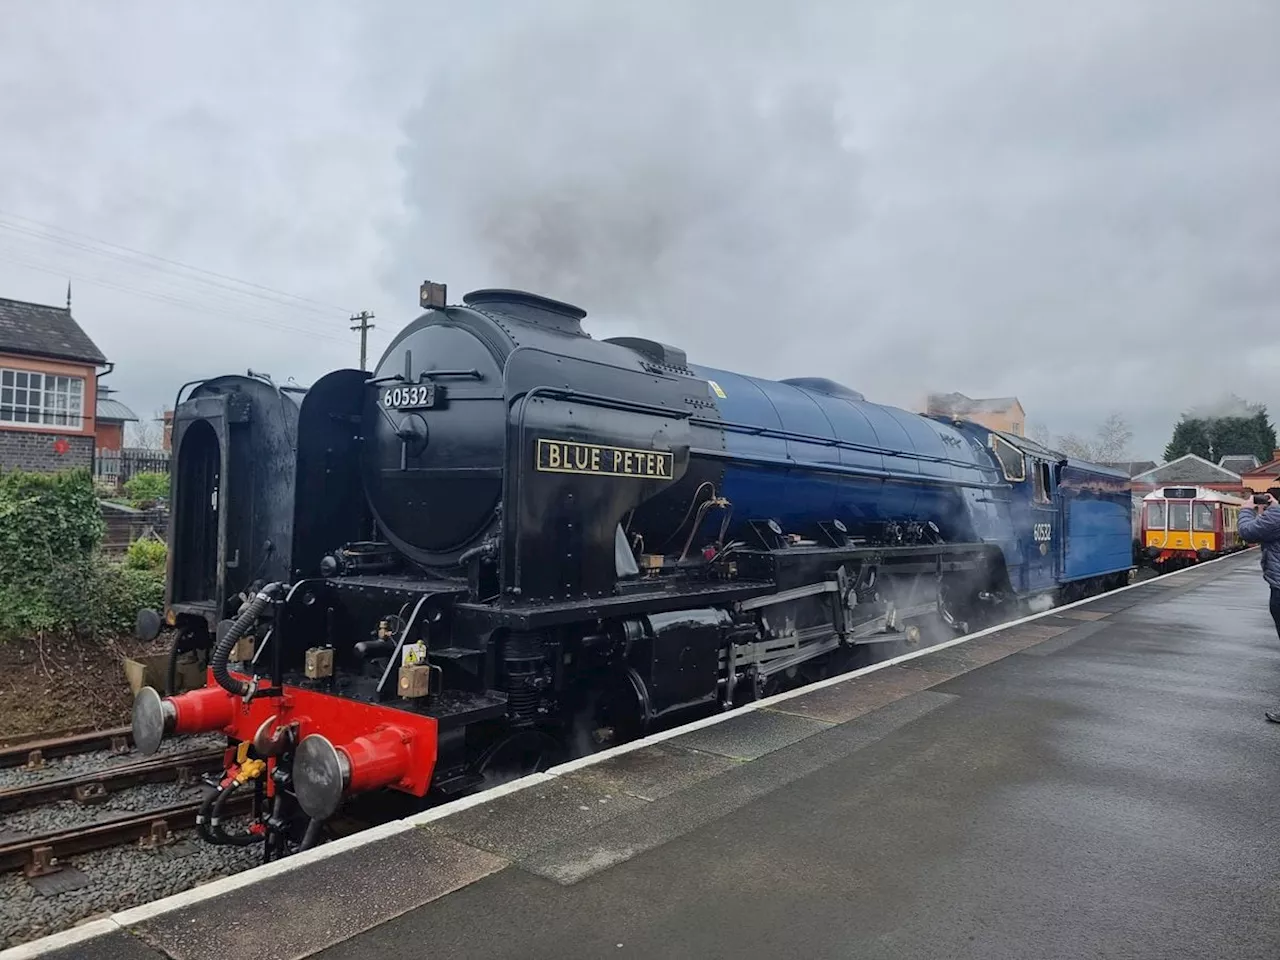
[0,748,226,814]
[0,725,134,770]
[0,795,255,874]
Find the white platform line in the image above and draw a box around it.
[0,551,1246,960]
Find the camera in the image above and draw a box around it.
[1253,494,1272,505]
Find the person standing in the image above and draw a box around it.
[1238,487,1280,722]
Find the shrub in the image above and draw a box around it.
[0,468,165,639]
[123,472,170,508]
[0,468,105,636]
[125,537,167,572]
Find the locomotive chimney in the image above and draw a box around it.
[462,289,588,336]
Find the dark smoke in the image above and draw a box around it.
[390,2,861,356]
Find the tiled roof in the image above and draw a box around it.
[0,296,107,365]
[1218,454,1260,474]
[1243,458,1280,477]
[1100,460,1158,478]
[1132,454,1242,485]
[96,398,138,422]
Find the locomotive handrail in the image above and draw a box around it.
[688,445,1008,492]
[687,415,1002,475]
[512,385,695,421]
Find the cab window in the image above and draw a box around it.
[1145,502,1166,528]
[1032,461,1052,503]
[1168,502,1191,530]
[1192,503,1215,531]
[990,436,1025,482]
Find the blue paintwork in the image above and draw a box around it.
[677,365,1132,599]
[1058,463,1134,580]
[946,423,1133,592]
[687,365,1020,566]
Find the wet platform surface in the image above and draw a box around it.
[16,553,1280,960]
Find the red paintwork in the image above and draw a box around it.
[163,672,438,799]
[341,727,414,794]
[171,685,238,735]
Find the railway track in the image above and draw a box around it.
[0,725,134,770]
[0,748,225,816]
[0,733,233,878]
[0,797,250,875]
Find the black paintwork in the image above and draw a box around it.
[166,375,302,630]
[159,288,1126,843]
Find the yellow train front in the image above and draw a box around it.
[1140,485,1247,569]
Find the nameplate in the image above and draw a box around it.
[535,439,673,479]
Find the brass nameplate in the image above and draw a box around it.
[536,439,673,479]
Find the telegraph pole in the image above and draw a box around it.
[350,311,375,371]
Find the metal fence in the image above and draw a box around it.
[95,447,171,489]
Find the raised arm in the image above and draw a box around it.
[1238,498,1280,544]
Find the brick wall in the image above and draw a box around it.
[0,429,94,472]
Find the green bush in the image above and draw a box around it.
[0,468,164,639]
[124,537,167,572]
[0,468,105,636]
[123,471,170,507]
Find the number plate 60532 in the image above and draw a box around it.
[382,384,436,410]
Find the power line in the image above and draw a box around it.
[0,210,354,316]
[0,250,353,344]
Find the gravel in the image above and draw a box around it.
[0,734,226,790]
[1,818,262,949]
[1,781,209,836]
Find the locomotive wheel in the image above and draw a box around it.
[474,731,562,786]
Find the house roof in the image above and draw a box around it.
[1218,454,1260,475]
[1243,457,1280,478]
[0,296,108,365]
[927,392,1023,416]
[1131,453,1243,485]
[96,397,138,423]
[1101,460,1158,478]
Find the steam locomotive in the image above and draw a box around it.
[132,283,1133,857]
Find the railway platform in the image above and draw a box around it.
[9,550,1280,960]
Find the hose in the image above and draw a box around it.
[211,582,283,696]
[196,786,218,843]
[299,817,324,852]
[209,780,260,847]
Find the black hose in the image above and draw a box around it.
[196,784,218,843]
[299,817,324,852]
[209,780,260,847]
[211,582,284,696]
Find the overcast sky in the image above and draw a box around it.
[1,1,1277,460]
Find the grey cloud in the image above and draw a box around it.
[0,1,1277,460]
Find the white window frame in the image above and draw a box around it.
[0,366,86,429]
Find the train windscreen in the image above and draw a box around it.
[1168,502,1191,530]
[1193,503,1215,531]
[1145,502,1166,528]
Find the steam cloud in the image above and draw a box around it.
[382,0,1280,456]
[391,2,860,349]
